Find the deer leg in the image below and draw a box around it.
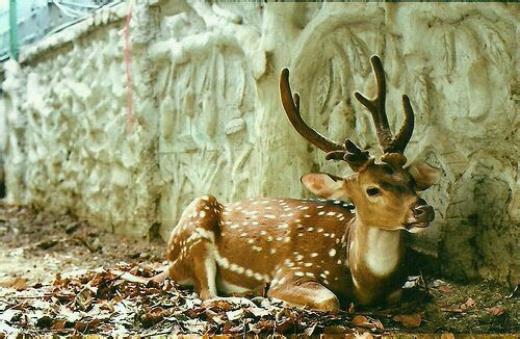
[268,280,340,312]
[185,239,218,300]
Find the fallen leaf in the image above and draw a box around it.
[371,318,384,331]
[323,325,349,334]
[140,307,167,328]
[51,319,68,331]
[0,277,28,291]
[226,309,244,321]
[11,278,27,291]
[246,306,270,318]
[275,316,297,334]
[486,306,506,316]
[437,285,452,293]
[74,318,101,333]
[75,287,95,311]
[460,297,476,310]
[355,333,374,339]
[393,313,422,328]
[303,322,318,336]
[36,315,53,328]
[37,239,58,249]
[352,315,370,327]
[352,315,383,330]
[203,298,234,312]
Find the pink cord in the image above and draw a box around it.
[124,2,135,133]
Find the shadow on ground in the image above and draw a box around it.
[0,203,518,336]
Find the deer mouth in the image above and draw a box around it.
[404,221,430,232]
[405,203,434,232]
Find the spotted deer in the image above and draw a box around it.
[164,55,440,312]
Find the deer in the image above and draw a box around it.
[162,55,440,312]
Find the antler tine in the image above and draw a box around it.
[354,55,393,152]
[390,95,415,153]
[280,68,344,153]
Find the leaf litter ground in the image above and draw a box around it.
[0,203,519,337]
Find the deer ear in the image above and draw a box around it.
[406,161,441,191]
[301,173,345,199]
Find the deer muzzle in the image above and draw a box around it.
[405,199,434,231]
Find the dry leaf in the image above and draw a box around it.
[355,332,374,339]
[393,313,422,328]
[352,315,370,327]
[438,285,452,293]
[51,319,67,331]
[0,277,28,291]
[460,297,476,310]
[486,306,506,316]
[75,287,95,311]
[352,315,383,330]
[226,309,244,321]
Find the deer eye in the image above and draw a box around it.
[366,187,380,197]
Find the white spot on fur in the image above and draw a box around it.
[329,249,336,257]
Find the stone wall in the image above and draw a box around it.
[0,1,518,284]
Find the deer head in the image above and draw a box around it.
[280,55,440,233]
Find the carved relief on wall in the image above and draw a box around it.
[155,24,257,238]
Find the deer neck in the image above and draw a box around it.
[348,218,403,280]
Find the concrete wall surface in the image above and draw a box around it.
[0,1,518,284]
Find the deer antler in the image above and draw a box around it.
[280,68,371,171]
[280,69,345,153]
[354,55,415,155]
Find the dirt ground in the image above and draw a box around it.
[0,203,519,337]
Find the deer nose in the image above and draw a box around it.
[413,203,434,222]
